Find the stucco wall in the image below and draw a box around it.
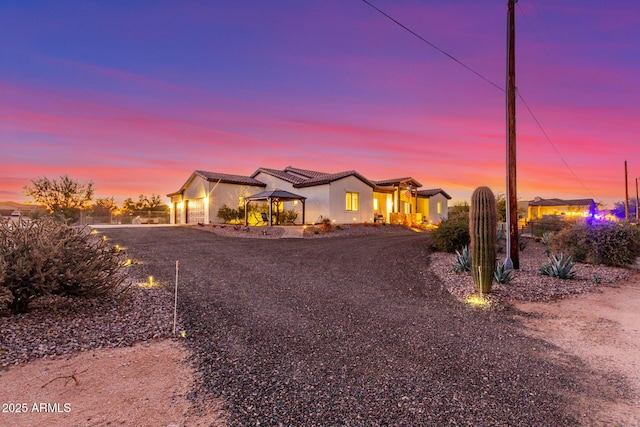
[252,173,295,192]
[428,194,449,223]
[328,176,373,224]
[297,185,330,224]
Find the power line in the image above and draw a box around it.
[360,0,503,92]
[516,91,595,198]
[361,0,595,199]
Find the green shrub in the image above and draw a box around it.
[430,211,469,253]
[539,253,576,279]
[217,204,245,224]
[0,217,128,314]
[550,221,640,267]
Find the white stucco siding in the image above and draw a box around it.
[208,183,264,224]
[328,176,373,224]
[428,194,449,223]
[183,176,208,200]
[296,185,330,224]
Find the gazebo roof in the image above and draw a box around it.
[246,189,307,201]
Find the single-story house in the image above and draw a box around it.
[167,166,451,225]
[527,197,599,221]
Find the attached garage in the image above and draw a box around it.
[187,198,205,224]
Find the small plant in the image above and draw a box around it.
[493,262,513,284]
[518,237,528,252]
[452,245,471,274]
[539,253,576,279]
[320,218,333,233]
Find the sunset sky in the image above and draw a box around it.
[1,1,638,208]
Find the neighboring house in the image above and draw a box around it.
[527,197,599,221]
[168,166,451,225]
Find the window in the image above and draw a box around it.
[437,201,442,214]
[346,192,359,211]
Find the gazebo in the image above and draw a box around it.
[244,189,306,226]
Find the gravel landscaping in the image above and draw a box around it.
[2,225,637,425]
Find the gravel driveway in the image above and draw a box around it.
[105,226,590,426]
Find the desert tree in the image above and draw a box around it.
[23,175,94,222]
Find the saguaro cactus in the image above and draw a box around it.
[470,186,497,293]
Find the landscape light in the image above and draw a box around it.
[464,295,492,308]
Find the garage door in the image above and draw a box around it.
[187,198,205,224]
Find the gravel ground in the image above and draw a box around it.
[2,225,635,425]
[0,286,174,368]
[431,237,637,303]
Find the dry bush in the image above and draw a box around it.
[550,220,640,267]
[0,217,129,314]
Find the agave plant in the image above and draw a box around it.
[452,245,471,274]
[493,262,513,284]
[539,253,576,279]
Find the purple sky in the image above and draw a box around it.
[1,0,638,207]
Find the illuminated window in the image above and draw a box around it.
[373,198,378,210]
[346,192,359,211]
[437,202,442,214]
[238,196,244,207]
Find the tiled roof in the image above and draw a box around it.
[252,167,307,184]
[528,198,595,207]
[194,170,266,186]
[167,170,265,197]
[417,188,452,199]
[253,166,374,188]
[283,166,329,179]
[294,170,375,188]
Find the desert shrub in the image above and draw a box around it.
[320,218,333,233]
[550,221,640,267]
[217,205,245,224]
[528,215,567,237]
[539,253,576,279]
[0,217,128,314]
[278,209,298,224]
[518,235,528,252]
[430,211,469,253]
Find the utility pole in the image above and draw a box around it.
[624,160,629,220]
[635,177,639,221]
[504,0,519,269]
